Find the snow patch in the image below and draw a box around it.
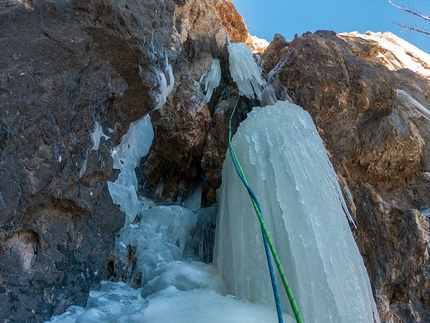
[340,31,430,78]
[249,35,270,54]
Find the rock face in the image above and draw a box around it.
[262,30,430,322]
[2,0,430,322]
[0,0,247,321]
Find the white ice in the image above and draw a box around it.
[214,101,380,323]
[45,281,147,323]
[91,121,110,152]
[46,201,293,323]
[114,205,197,284]
[47,274,295,323]
[228,43,264,100]
[108,115,154,224]
[143,288,295,323]
[396,89,430,121]
[79,120,110,178]
[200,59,222,102]
[153,56,174,111]
[184,182,203,211]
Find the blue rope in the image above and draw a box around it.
[227,140,284,323]
[227,96,303,323]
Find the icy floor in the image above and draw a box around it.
[46,265,295,323]
[46,203,295,323]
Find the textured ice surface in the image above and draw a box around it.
[107,115,154,224]
[114,205,197,284]
[110,115,154,171]
[45,281,147,323]
[47,276,295,323]
[184,182,203,211]
[141,261,224,297]
[214,101,380,322]
[91,121,110,151]
[143,288,296,323]
[47,202,294,323]
[201,59,222,102]
[228,43,264,100]
[153,56,174,111]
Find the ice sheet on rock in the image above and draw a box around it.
[79,120,110,178]
[108,114,154,224]
[110,115,154,171]
[107,180,140,218]
[214,101,380,323]
[228,43,264,100]
[153,56,174,111]
[91,121,110,152]
[396,89,430,121]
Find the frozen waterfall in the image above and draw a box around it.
[47,42,380,323]
[214,101,380,323]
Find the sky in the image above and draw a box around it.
[232,0,430,54]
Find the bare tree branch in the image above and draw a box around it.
[390,20,430,36]
[388,0,430,22]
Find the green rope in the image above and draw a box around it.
[228,96,303,323]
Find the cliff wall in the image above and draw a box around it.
[1,1,429,322]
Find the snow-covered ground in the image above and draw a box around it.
[340,31,430,79]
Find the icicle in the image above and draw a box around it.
[200,59,222,102]
[214,101,380,323]
[153,56,174,111]
[228,43,264,100]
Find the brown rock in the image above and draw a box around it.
[0,0,248,320]
[213,0,248,43]
[262,29,430,322]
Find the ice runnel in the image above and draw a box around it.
[214,101,380,323]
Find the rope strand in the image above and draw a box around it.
[227,96,303,323]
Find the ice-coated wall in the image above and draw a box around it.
[108,115,154,225]
[214,101,380,323]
